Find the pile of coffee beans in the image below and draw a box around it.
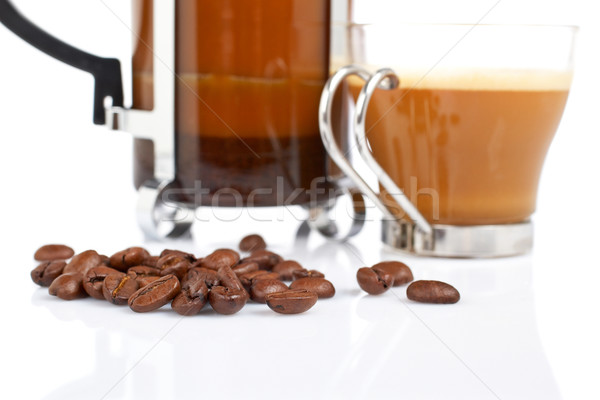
[357,261,460,304]
[30,235,335,315]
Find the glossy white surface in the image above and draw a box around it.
[0,1,599,399]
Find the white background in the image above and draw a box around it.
[0,0,599,399]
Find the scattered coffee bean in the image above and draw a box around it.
[217,265,245,291]
[160,249,196,263]
[266,289,318,314]
[109,247,150,272]
[356,267,394,295]
[127,266,161,287]
[240,249,282,270]
[292,269,325,280]
[157,255,190,280]
[49,273,87,300]
[232,262,259,277]
[184,267,220,289]
[128,275,182,313]
[289,277,335,299]
[172,279,209,316]
[83,266,124,300]
[34,244,74,261]
[372,261,413,286]
[238,234,267,252]
[273,260,304,281]
[199,249,240,271]
[208,286,248,315]
[63,250,103,275]
[31,260,66,287]
[102,274,139,305]
[406,280,460,304]
[250,279,289,304]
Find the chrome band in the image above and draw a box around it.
[381,219,533,258]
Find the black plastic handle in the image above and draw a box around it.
[0,0,124,125]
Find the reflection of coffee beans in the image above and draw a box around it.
[34,244,74,261]
[407,281,460,304]
[266,290,318,314]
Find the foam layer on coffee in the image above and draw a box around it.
[343,67,572,91]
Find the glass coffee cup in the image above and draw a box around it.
[320,23,576,257]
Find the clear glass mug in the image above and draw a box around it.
[320,23,576,257]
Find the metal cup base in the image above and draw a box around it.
[381,219,533,258]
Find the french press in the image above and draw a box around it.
[0,0,366,240]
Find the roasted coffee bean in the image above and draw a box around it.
[199,249,240,271]
[34,244,74,261]
[31,260,66,287]
[171,280,209,316]
[266,289,318,314]
[128,275,182,313]
[356,267,394,295]
[83,266,124,299]
[217,265,245,291]
[99,255,111,266]
[109,247,150,272]
[273,260,304,281]
[292,269,325,280]
[63,250,103,275]
[142,255,160,269]
[232,262,259,277]
[102,275,139,305]
[238,234,267,252]
[160,249,196,263]
[49,273,87,300]
[250,279,289,304]
[406,280,460,304]
[239,270,270,291]
[157,255,190,280]
[289,277,335,299]
[127,266,161,287]
[240,249,282,270]
[372,261,413,286]
[208,286,248,315]
[185,267,220,288]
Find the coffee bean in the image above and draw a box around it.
[184,267,220,289]
[238,234,267,252]
[31,260,66,287]
[406,280,460,304]
[239,270,270,291]
[289,277,335,299]
[127,266,160,287]
[208,286,248,315]
[266,289,318,314]
[372,261,413,286]
[160,249,196,263]
[240,249,283,271]
[171,279,209,316]
[83,266,124,300]
[109,247,150,272]
[217,265,245,291]
[232,262,259,277]
[142,255,160,269]
[291,269,325,280]
[157,255,190,280]
[273,260,304,281]
[250,279,289,303]
[99,255,111,266]
[48,273,87,300]
[199,249,240,271]
[34,244,74,261]
[356,267,394,295]
[63,250,103,275]
[128,275,182,313]
[102,275,139,305]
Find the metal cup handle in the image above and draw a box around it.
[319,66,433,249]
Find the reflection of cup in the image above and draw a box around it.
[320,24,576,257]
